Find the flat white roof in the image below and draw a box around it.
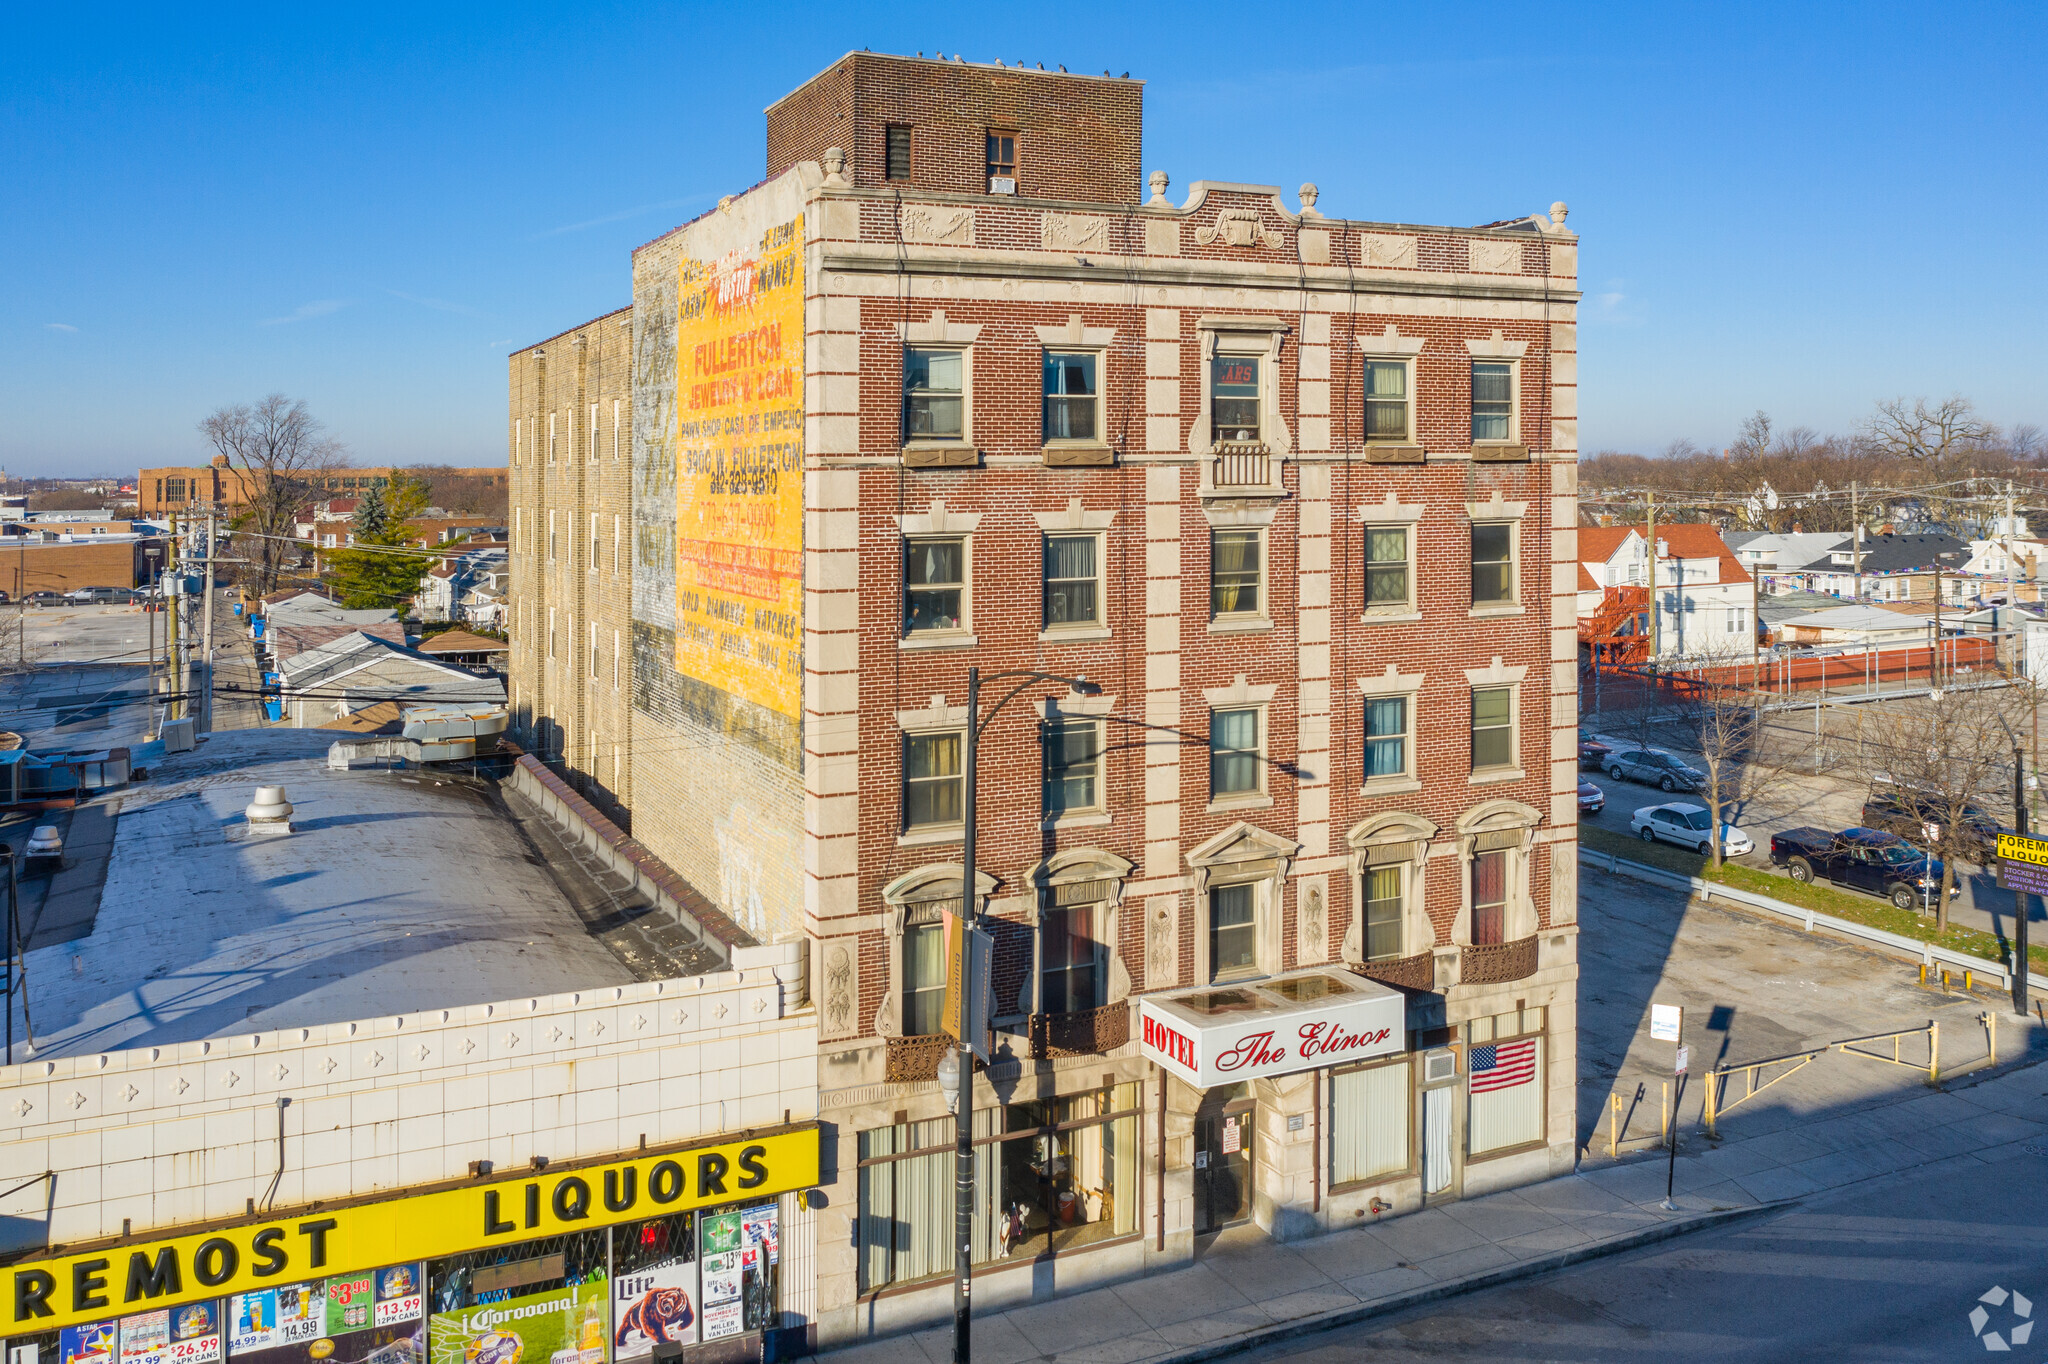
[18,730,640,1059]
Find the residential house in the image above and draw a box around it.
[275,630,505,727]
[1576,524,1753,659]
[1786,531,1975,603]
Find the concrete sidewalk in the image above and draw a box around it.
[818,1057,2048,1364]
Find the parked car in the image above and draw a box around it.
[1604,747,1706,793]
[64,585,133,604]
[1631,802,1754,856]
[1860,788,2003,865]
[1577,780,1605,816]
[22,591,64,607]
[1768,826,1958,910]
[1577,728,1612,770]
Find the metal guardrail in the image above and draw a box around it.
[1581,846,2020,989]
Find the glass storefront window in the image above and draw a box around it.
[856,1084,1143,1292]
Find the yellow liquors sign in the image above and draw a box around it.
[7,1128,819,1334]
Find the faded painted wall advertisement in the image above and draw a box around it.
[671,215,804,721]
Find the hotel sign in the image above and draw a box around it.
[1136,970,1405,1089]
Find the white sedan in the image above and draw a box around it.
[1631,802,1755,856]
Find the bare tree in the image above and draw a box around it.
[1848,684,2030,933]
[198,395,348,599]
[1664,652,1801,871]
[1863,396,1995,477]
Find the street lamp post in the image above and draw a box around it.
[950,664,1099,1364]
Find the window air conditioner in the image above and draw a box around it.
[1422,1049,1458,1085]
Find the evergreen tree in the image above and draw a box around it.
[325,475,435,611]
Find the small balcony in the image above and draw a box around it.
[1350,951,1436,993]
[1210,441,1271,489]
[1028,1002,1130,1059]
[1460,935,1539,986]
[885,1033,952,1082]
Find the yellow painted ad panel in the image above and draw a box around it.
[7,1129,819,1334]
[672,214,805,720]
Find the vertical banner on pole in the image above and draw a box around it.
[940,911,994,1061]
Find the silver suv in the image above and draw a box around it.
[1604,747,1705,793]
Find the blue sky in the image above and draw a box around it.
[4,2,2043,476]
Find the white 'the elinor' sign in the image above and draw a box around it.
[1137,970,1406,1089]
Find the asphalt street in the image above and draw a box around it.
[1237,1137,2048,1362]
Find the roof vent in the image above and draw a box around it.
[246,785,294,825]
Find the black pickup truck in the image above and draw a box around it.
[1768,826,1958,910]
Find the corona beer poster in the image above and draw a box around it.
[671,212,804,720]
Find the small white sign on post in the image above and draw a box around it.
[1675,1045,1690,1075]
[1649,1003,1683,1042]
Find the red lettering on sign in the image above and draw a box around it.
[1216,1030,1287,1073]
[1296,1020,1393,1061]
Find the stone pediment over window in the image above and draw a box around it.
[1346,811,1439,858]
[1186,820,1300,894]
[882,863,1000,908]
[1456,798,1542,844]
[1024,847,1134,896]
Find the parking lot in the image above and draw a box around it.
[1577,709,2040,940]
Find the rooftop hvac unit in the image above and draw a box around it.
[159,717,195,753]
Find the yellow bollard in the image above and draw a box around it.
[1929,1020,1940,1085]
[1965,969,1973,991]
[1919,963,1928,986]
[1610,1092,1621,1157]
[1661,1081,1670,1140]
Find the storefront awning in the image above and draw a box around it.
[1137,968,1405,1089]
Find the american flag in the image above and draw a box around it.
[1469,1036,1538,1093]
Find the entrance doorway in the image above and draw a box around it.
[1193,1083,1255,1234]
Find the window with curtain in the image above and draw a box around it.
[1471,687,1513,770]
[856,1088,1142,1291]
[1365,359,1409,441]
[904,348,963,439]
[1471,362,1512,441]
[904,537,964,633]
[1363,864,1404,960]
[1472,523,1514,603]
[1209,883,1257,980]
[903,732,963,829]
[1210,708,1260,796]
[1467,1009,1545,1155]
[1366,526,1408,607]
[1365,696,1407,780]
[1043,353,1097,440]
[1211,530,1261,616]
[1331,1057,1410,1184]
[1043,534,1099,626]
[1210,355,1261,441]
[1470,849,1508,945]
[903,921,946,1035]
[1040,903,1105,1014]
[1044,718,1102,815]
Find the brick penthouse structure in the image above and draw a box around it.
[509,50,1581,1352]
[138,458,507,516]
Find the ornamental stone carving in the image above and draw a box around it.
[1469,239,1521,273]
[1359,232,1417,269]
[1145,894,1179,988]
[820,939,859,1039]
[899,204,976,245]
[1147,170,1172,207]
[1043,211,1110,253]
[821,146,847,185]
[1196,207,1280,249]
[1297,875,1329,965]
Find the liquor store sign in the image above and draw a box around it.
[1996,831,2048,895]
[7,1128,819,1334]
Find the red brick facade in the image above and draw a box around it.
[767,52,1143,204]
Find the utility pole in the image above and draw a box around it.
[1851,480,1862,601]
[2006,481,2019,671]
[201,509,217,733]
[1646,489,1659,664]
[2013,740,2031,1018]
[166,514,182,721]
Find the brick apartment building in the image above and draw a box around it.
[138,457,507,516]
[510,51,1581,1351]
[507,307,636,815]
